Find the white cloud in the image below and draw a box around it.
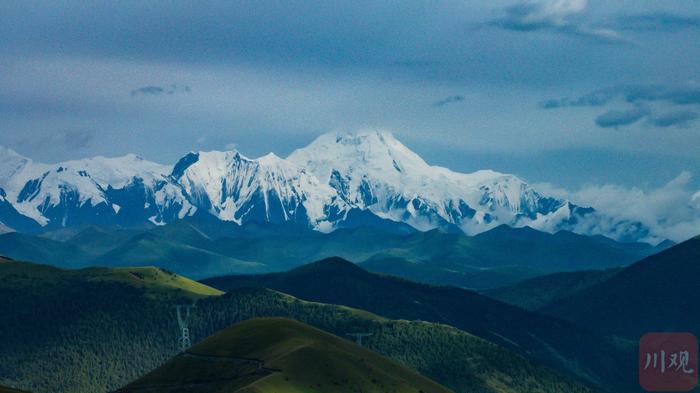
[692,190,700,209]
[525,0,587,28]
[535,172,700,242]
[494,0,626,42]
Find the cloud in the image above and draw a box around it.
[649,111,699,128]
[492,0,624,42]
[130,84,191,97]
[615,12,700,32]
[541,82,700,128]
[434,95,465,107]
[494,0,587,31]
[542,83,700,109]
[535,172,700,242]
[693,190,700,209]
[539,87,619,108]
[594,106,649,128]
[224,142,238,150]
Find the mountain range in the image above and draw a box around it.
[0,221,667,288]
[0,131,654,242]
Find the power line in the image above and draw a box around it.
[346,332,373,346]
[175,305,195,352]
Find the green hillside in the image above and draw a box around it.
[119,318,454,393]
[3,221,664,289]
[542,234,700,339]
[360,255,541,289]
[0,232,89,268]
[0,259,223,393]
[65,225,140,256]
[0,259,222,298]
[94,233,266,279]
[482,268,622,310]
[207,224,662,288]
[0,259,593,393]
[202,258,635,392]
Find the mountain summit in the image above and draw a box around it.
[0,134,649,241]
[289,130,566,233]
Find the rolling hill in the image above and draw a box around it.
[201,258,635,392]
[0,258,595,393]
[0,232,90,268]
[118,317,453,393]
[1,220,667,288]
[482,268,622,311]
[93,232,266,279]
[0,259,223,393]
[65,225,140,256]
[542,234,700,340]
[208,224,666,288]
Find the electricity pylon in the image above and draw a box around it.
[346,332,373,346]
[175,305,195,352]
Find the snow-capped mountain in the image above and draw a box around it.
[0,132,651,241]
[169,150,346,230]
[0,146,181,229]
[288,131,564,233]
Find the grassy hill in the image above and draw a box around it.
[0,259,222,298]
[65,225,140,256]
[118,317,454,393]
[192,289,597,393]
[359,225,669,289]
[0,232,89,268]
[202,258,636,392]
[482,268,622,311]
[0,259,223,393]
[0,259,594,393]
[542,234,700,340]
[93,232,266,279]
[209,224,664,288]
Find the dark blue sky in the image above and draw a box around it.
[1,0,699,192]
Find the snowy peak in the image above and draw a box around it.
[0,146,33,189]
[174,149,343,226]
[58,154,170,188]
[0,152,172,228]
[288,130,562,233]
[0,145,27,161]
[289,130,431,182]
[0,133,652,242]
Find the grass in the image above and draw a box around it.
[0,260,223,299]
[122,317,455,393]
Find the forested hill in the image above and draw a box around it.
[0,258,594,393]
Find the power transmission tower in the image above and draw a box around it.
[175,305,195,352]
[346,333,373,346]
